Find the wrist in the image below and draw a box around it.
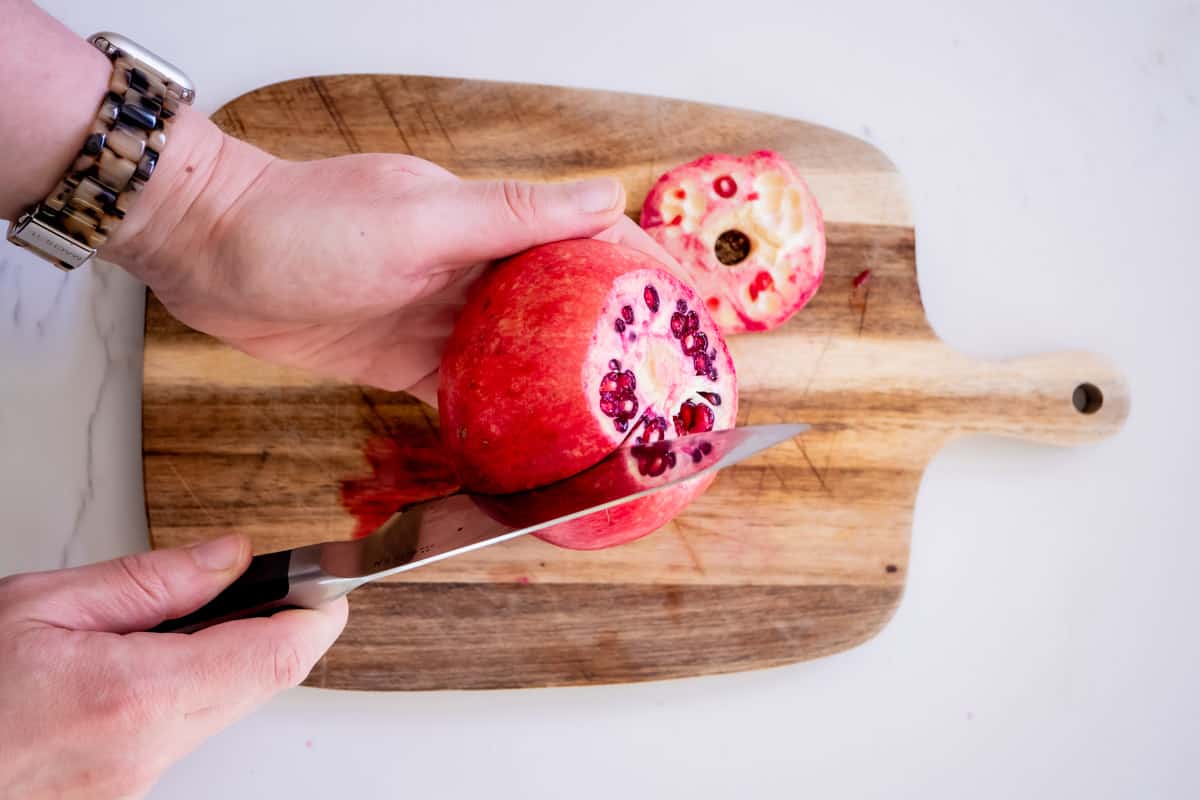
[100,107,275,292]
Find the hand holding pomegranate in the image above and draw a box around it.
[103,109,644,398]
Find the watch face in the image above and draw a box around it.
[88,32,195,103]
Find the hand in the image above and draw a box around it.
[0,535,347,798]
[103,113,668,397]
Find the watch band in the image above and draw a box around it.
[5,33,194,271]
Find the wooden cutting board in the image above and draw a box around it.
[143,75,1129,690]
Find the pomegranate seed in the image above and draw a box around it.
[614,318,626,333]
[707,365,719,381]
[698,391,721,406]
[699,441,713,455]
[748,271,775,302]
[665,452,677,468]
[676,299,687,313]
[638,453,668,477]
[618,370,637,391]
[599,394,619,417]
[614,417,629,432]
[600,371,620,393]
[691,449,703,464]
[621,305,634,324]
[692,403,715,432]
[670,312,686,338]
[643,285,660,312]
[674,188,686,199]
[692,353,709,375]
[684,310,699,334]
[668,214,683,226]
[609,359,621,370]
[619,395,638,418]
[713,175,737,198]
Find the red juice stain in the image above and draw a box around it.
[852,269,872,288]
[516,576,530,585]
[339,424,461,538]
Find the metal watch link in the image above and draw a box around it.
[5,32,195,270]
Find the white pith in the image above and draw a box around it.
[583,270,735,443]
[649,162,823,331]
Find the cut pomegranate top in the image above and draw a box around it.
[438,239,737,495]
[640,150,826,334]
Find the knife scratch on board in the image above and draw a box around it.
[795,439,832,496]
[164,457,218,525]
[671,519,706,575]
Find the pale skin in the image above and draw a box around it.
[0,1,677,796]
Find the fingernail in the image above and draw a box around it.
[568,178,622,214]
[188,534,244,572]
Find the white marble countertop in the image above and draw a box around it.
[4,0,1197,796]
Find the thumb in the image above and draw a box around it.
[21,534,251,633]
[411,176,626,265]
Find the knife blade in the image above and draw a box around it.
[151,423,808,633]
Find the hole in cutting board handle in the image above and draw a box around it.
[1072,383,1104,415]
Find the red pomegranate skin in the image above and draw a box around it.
[641,150,826,334]
[438,239,737,549]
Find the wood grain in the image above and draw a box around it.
[143,75,1129,690]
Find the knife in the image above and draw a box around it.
[151,423,808,633]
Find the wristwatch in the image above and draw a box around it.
[5,32,195,271]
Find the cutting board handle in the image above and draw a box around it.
[947,350,1129,446]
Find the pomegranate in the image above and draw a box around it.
[640,150,826,334]
[438,239,738,549]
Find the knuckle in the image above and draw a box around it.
[115,552,173,608]
[498,180,539,226]
[270,640,309,689]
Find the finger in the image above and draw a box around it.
[405,370,440,408]
[176,597,348,712]
[14,535,251,633]
[593,215,687,277]
[408,176,626,265]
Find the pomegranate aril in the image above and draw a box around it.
[676,299,687,313]
[614,417,629,433]
[707,365,719,381]
[670,312,686,338]
[609,359,621,370]
[673,400,696,435]
[691,449,703,464]
[614,318,626,333]
[621,305,634,324]
[617,370,636,391]
[699,441,713,455]
[644,285,660,312]
[684,310,699,334]
[691,403,715,432]
[698,391,722,406]
[748,270,775,302]
[713,174,737,198]
[600,372,620,393]
[693,353,709,375]
[599,394,619,417]
[619,395,638,417]
[681,331,707,356]
[665,452,677,468]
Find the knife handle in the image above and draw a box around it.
[150,550,294,634]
